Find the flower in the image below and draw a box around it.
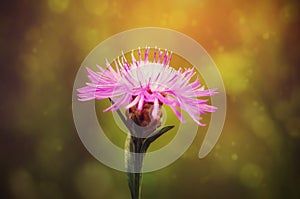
[77,47,217,126]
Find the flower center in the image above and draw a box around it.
[126,101,162,128]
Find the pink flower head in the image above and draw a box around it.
[77,47,217,126]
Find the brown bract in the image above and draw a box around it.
[126,102,163,137]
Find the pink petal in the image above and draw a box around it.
[126,95,140,109]
[138,95,144,110]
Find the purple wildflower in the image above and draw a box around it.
[77,47,217,126]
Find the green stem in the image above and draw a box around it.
[126,135,145,199]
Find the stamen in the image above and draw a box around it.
[167,51,173,66]
[114,59,120,75]
[153,46,157,62]
[117,56,122,69]
[145,46,150,63]
[157,49,162,63]
[131,50,138,66]
[163,49,168,66]
[121,51,130,69]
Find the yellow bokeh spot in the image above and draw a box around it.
[191,19,198,27]
[280,3,299,23]
[239,17,246,25]
[286,117,300,138]
[231,153,238,160]
[75,162,113,199]
[48,0,69,13]
[218,46,225,53]
[9,169,37,199]
[160,11,188,29]
[21,54,39,79]
[240,163,264,188]
[262,32,270,40]
[251,114,275,139]
[231,141,236,146]
[243,101,277,141]
[72,26,107,55]
[217,51,250,94]
[83,0,109,16]
[35,136,64,175]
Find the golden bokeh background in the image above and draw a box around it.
[1,0,300,198]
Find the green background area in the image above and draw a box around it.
[1,0,299,198]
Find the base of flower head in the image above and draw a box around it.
[126,101,162,137]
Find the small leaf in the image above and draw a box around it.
[141,125,175,153]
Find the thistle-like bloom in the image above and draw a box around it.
[77,47,217,126]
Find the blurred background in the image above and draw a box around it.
[1,0,300,198]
